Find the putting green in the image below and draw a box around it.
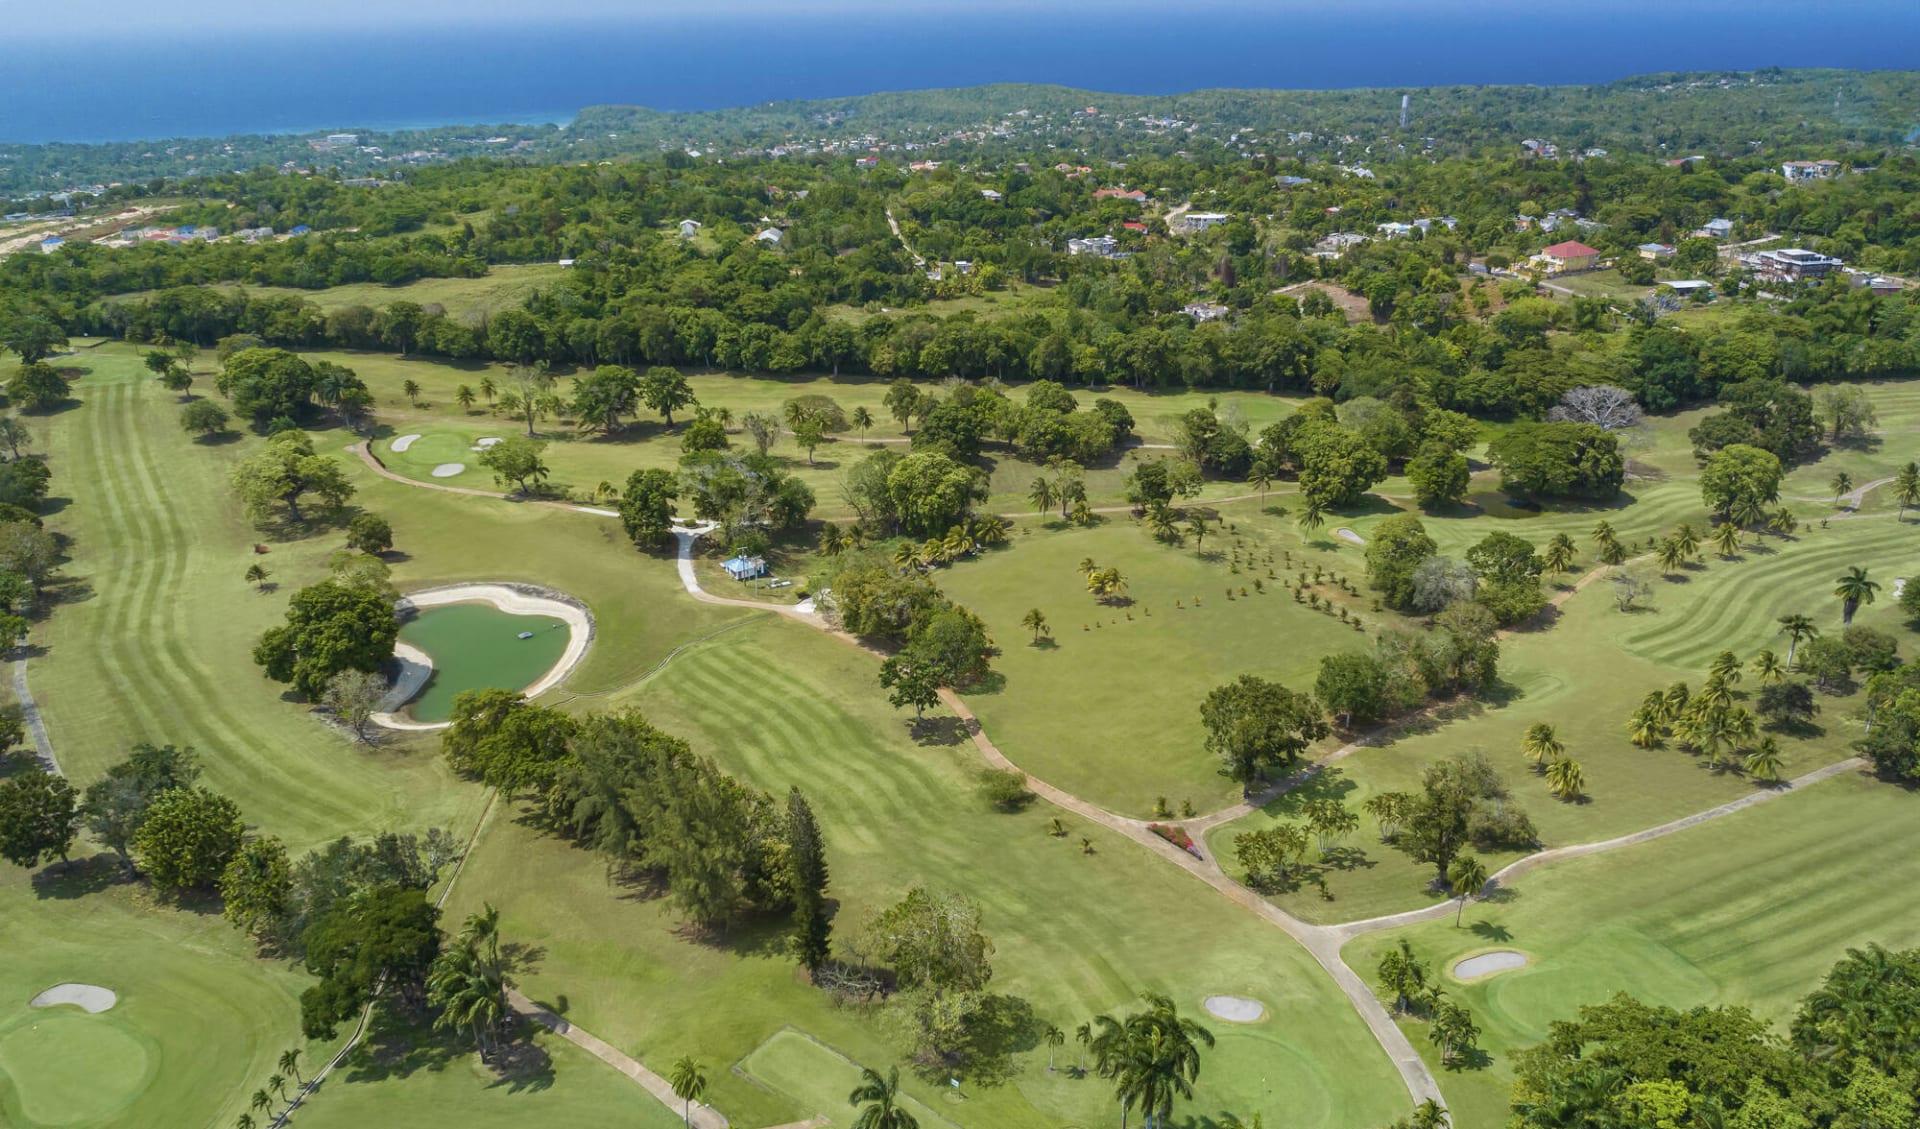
[397,602,571,722]
[384,430,485,481]
[0,1008,155,1126]
[738,1028,951,1126]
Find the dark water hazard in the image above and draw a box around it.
[1466,492,1546,520]
[398,602,569,723]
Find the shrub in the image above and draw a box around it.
[977,768,1033,811]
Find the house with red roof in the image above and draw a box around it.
[1122,221,1148,232]
[1532,239,1603,274]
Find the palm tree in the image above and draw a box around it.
[1832,470,1853,507]
[669,1056,708,1128]
[1662,681,1691,721]
[459,902,502,972]
[1745,736,1784,783]
[1021,607,1049,643]
[1627,707,1662,748]
[1672,523,1701,559]
[1654,537,1686,576]
[1077,557,1098,576]
[1542,533,1576,577]
[279,1048,302,1086]
[1835,566,1880,625]
[1430,1000,1481,1066]
[1186,514,1209,550]
[1591,519,1616,546]
[245,562,270,591]
[269,1074,287,1102]
[236,1116,255,1129]
[1896,461,1920,522]
[1247,460,1273,503]
[848,1066,919,1129]
[891,543,917,574]
[1075,1021,1092,1072]
[1731,496,1766,532]
[1769,506,1798,537]
[1520,722,1563,768]
[851,405,874,438]
[250,1090,273,1119]
[1044,1023,1066,1071]
[1297,497,1326,540]
[1752,649,1785,683]
[1546,757,1584,800]
[1028,476,1055,516]
[1709,649,1742,684]
[1146,501,1179,542]
[1710,521,1742,558]
[1778,614,1818,668]
[1376,938,1429,1015]
[402,378,422,405]
[455,385,477,412]
[1597,534,1628,566]
[478,376,497,407]
[1698,674,1734,712]
[427,944,507,1060]
[1448,855,1488,926]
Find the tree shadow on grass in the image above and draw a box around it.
[908,716,969,747]
[341,1009,464,1085]
[1444,1045,1494,1072]
[30,852,130,900]
[1470,920,1514,943]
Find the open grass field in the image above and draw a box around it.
[1342,770,1920,1129]
[0,863,321,1129]
[443,616,1408,1129]
[107,264,567,322]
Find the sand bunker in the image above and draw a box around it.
[1453,950,1528,980]
[1336,527,1365,544]
[430,463,465,477]
[371,584,594,731]
[390,433,422,453]
[1203,995,1265,1023]
[30,984,117,1013]
[470,437,502,451]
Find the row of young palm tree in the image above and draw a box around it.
[1082,994,1216,1129]
[1375,939,1482,1067]
[821,514,1012,564]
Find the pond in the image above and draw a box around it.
[396,602,572,723]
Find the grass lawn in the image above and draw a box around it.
[739,1028,956,1126]
[0,861,322,1129]
[107,264,566,321]
[444,616,1407,1129]
[940,513,1374,814]
[293,1014,684,1129]
[1342,770,1920,1129]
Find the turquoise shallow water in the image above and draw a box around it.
[397,603,569,723]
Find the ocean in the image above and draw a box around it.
[2,5,1917,145]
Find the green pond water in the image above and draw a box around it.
[397,603,571,723]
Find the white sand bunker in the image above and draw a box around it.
[430,463,465,477]
[1336,527,1365,544]
[1203,995,1265,1023]
[390,433,422,453]
[31,983,117,1013]
[470,436,502,451]
[371,584,595,732]
[1453,950,1528,980]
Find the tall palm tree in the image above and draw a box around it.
[1752,649,1785,683]
[1698,674,1735,712]
[1546,757,1584,800]
[1768,506,1798,537]
[669,1056,708,1128]
[458,902,502,973]
[1075,1021,1092,1073]
[1520,723,1563,768]
[1297,497,1326,540]
[478,375,497,407]
[1778,614,1818,668]
[1028,476,1055,516]
[402,378,422,405]
[1655,538,1686,576]
[1247,460,1273,503]
[1730,496,1766,532]
[1043,1023,1065,1071]
[1590,520,1616,547]
[455,385,477,412]
[1448,855,1488,926]
[269,1074,287,1102]
[1710,521,1742,558]
[851,405,874,437]
[1186,514,1209,550]
[848,1066,919,1129]
[1597,534,1628,566]
[1895,461,1920,522]
[1709,649,1742,684]
[427,944,506,1060]
[1832,470,1853,507]
[1835,566,1881,624]
[1542,533,1576,577]
[1662,681,1692,721]
[279,1048,302,1085]
[1671,523,1701,559]
[1021,608,1049,642]
[250,1091,273,1119]
[236,1116,256,1129]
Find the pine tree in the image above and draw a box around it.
[787,787,832,974]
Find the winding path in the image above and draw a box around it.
[361,456,1883,1118]
[13,653,58,773]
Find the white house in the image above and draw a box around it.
[754,228,784,247]
[1067,235,1121,257]
[1638,243,1676,261]
[1781,159,1840,183]
[1172,211,1229,234]
[1181,302,1229,322]
[679,219,702,238]
[980,189,1002,202]
[1376,222,1416,239]
[1703,218,1735,240]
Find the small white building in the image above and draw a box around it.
[1172,211,1229,234]
[754,228,784,247]
[679,219,702,238]
[1067,235,1121,257]
[1182,302,1229,322]
[1781,159,1841,183]
[1703,218,1735,240]
[980,189,1002,202]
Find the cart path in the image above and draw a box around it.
[13,653,58,773]
[509,988,730,1129]
[364,456,1882,1116]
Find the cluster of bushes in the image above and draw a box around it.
[1365,514,1552,628]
